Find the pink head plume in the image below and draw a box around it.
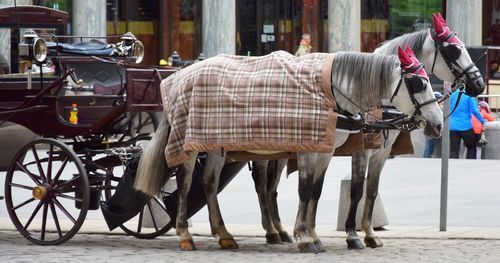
[431,12,463,46]
[397,45,428,78]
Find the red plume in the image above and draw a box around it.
[431,12,464,46]
[398,45,428,78]
[397,46,412,68]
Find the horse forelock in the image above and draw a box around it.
[331,52,400,111]
[375,30,429,57]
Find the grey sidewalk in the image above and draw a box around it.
[1,157,500,262]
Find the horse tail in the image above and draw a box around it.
[133,117,170,197]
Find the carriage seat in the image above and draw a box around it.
[47,40,115,56]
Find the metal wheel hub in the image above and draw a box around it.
[32,185,48,200]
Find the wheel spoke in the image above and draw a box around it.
[53,197,77,224]
[147,202,159,231]
[49,202,63,238]
[41,203,48,241]
[31,146,47,183]
[55,193,83,202]
[23,200,43,231]
[15,161,42,185]
[136,208,144,233]
[152,196,168,212]
[47,145,53,182]
[9,182,34,191]
[13,197,36,210]
[50,156,69,187]
[55,175,82,190]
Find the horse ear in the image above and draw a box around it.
[432,13,444,35]
[397,46,411,67]
[437,12,446,25]
[405,45,415,57]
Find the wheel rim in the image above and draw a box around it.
[5,138,89,245]
[104,170,172,239]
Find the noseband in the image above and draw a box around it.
[429,29,481,92]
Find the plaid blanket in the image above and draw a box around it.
[160,51,337,167]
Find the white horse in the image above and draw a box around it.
[251,13,485,248]
[132,47,443,253]
[345,12,485,249]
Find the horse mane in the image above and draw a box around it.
[331,52,399,109]
[375,29,429,57]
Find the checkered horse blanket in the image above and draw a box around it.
[160,51,337,167]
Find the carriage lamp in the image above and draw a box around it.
[131,40,144,64]
[120,32,144,64]
[19,29,47,63]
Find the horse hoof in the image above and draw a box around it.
[364,237,383,248]
[314,240,326,253]
[179,239,196,251]
[219,238,239,249]
[266,233,282,244]
[346,238,365,250]
[279,231,293,243]
[298,241,318,253]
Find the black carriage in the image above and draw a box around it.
[0,5,244,245]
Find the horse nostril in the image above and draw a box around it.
[437,124,442,132]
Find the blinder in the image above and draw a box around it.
[442,44,461,62]
[405,76,426,94]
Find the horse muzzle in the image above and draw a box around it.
[465,76,485,97]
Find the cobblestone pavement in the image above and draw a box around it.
[2,230,500,263]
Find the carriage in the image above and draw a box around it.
[0,5,246,245]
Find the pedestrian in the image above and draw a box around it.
[449,90,486,159]
[294,33,311,57]
[423,91,444,158]
[472,101,495,159]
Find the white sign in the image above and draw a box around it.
[267,35,275,42]
[263,24,274,34]
[261,34,267,43]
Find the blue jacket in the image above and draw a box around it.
[449,90,485,131]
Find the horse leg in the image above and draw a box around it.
[176,152,198,251]
[345,151,369,250]
[304,153,332,253]
[362,147,392,248]
[268,159,293,243]
[251,160,281,244]
[294,152,318,253]
[202,152,238,249]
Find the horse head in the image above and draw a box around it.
[394,45,443,138]
[425,12,484,97]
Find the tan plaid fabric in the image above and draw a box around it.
[160,51,337,167]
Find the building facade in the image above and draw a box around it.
[1,1,491,63]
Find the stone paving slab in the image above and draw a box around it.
[2,230,500,263]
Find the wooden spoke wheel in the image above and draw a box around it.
[4,138,89,245]
[103,161,173,239]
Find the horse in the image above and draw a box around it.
[344,12,485,250]
[251,13,486,248]
[132,47,443,253]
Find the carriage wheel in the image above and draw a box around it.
[104,165,172,239]
[4,138,89,245]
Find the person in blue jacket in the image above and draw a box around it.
[449,89,486,159]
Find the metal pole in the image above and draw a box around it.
[440,82,451,231]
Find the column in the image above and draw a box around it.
[73,0,106,40]
[328,0,360,52]
[0,0,32,73]
[202,0,236,57]
[446,0,482,46]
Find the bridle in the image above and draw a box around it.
[429,28,482,95]
[333,64,437,132]
[388,63,437,130]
